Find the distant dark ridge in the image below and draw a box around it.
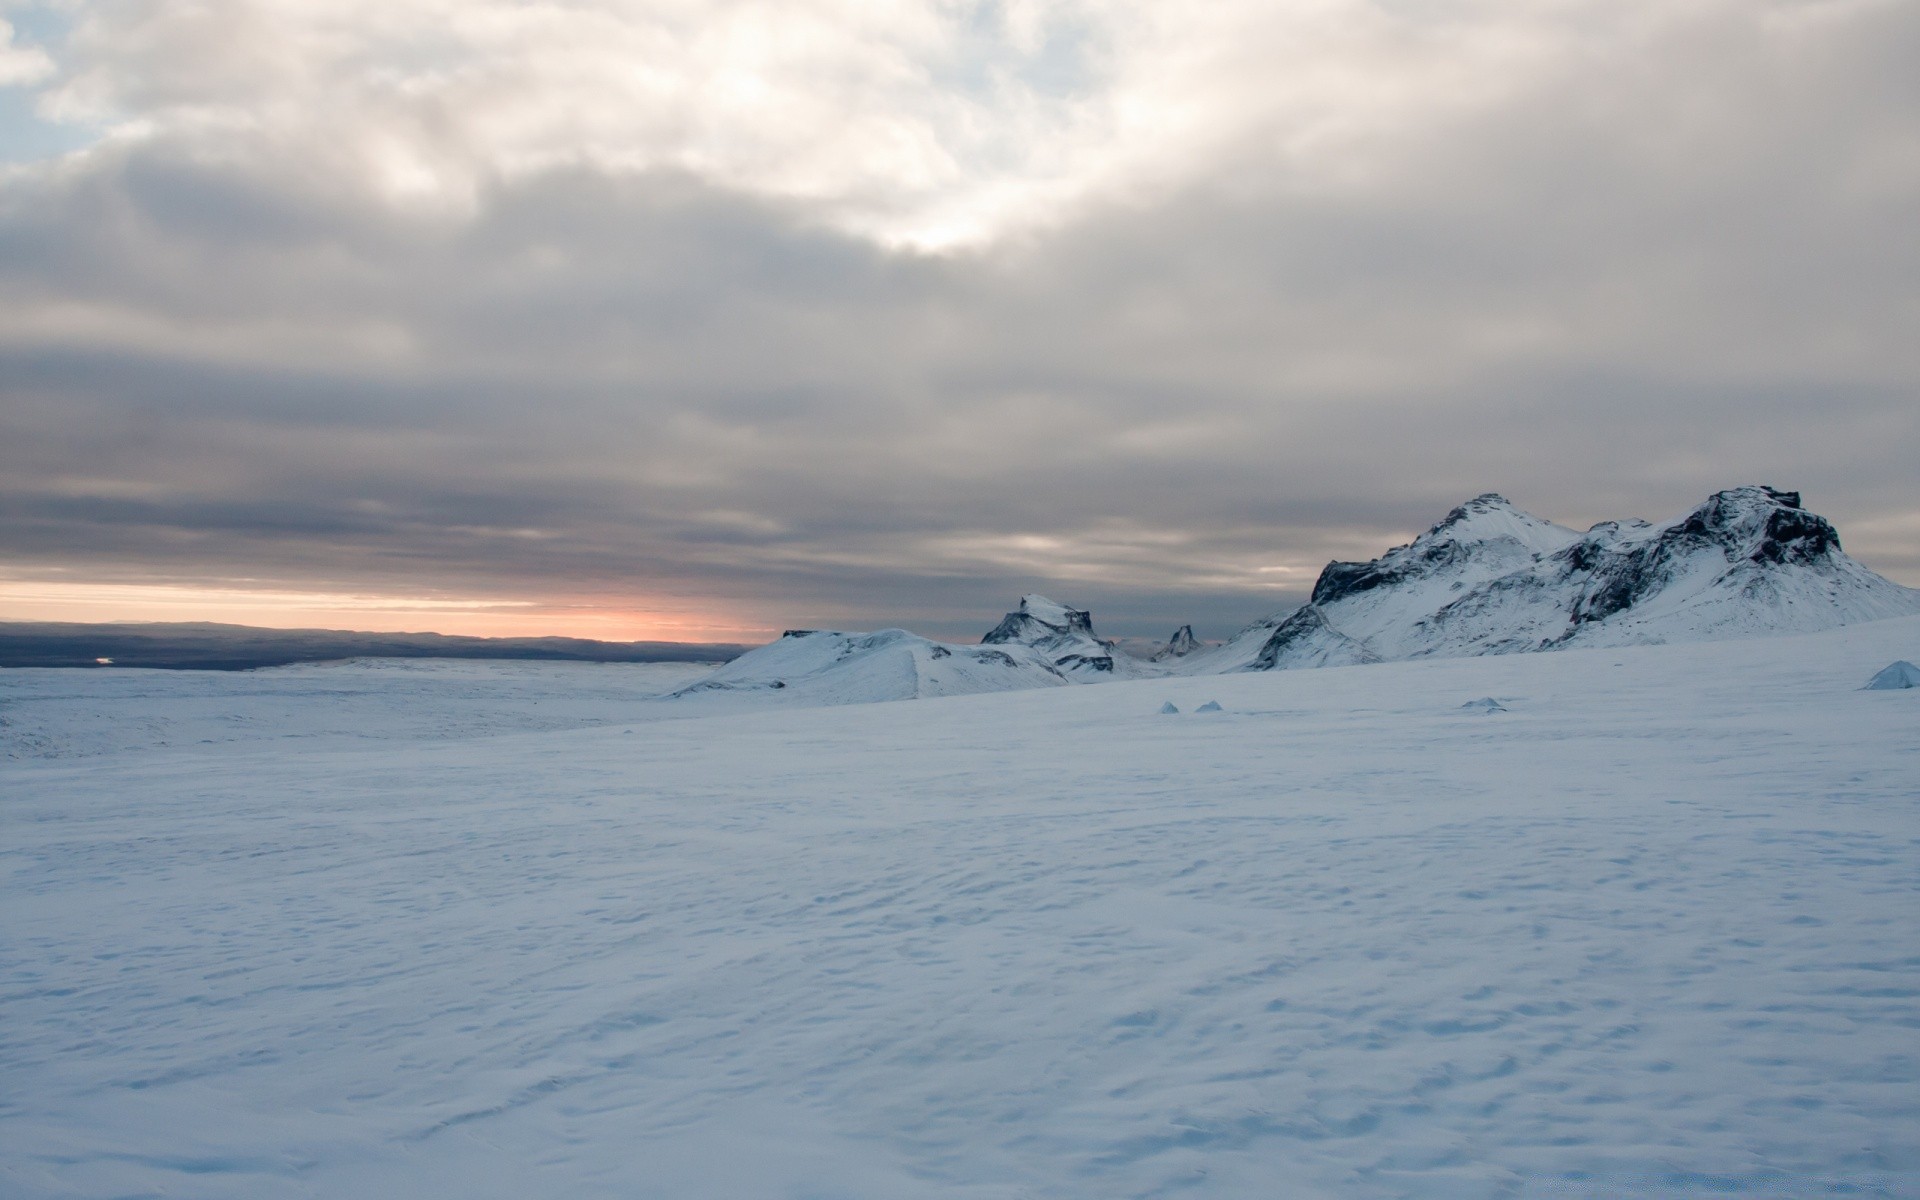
[0,621,751,671]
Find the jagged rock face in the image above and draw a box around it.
[1559,487,1846,628]
[1151,625,1201,661]
[981,594,1097,645]
[1219,487,1920,672]
[979,594,1157,679]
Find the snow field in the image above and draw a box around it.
[3,618,1918,1197]
[0,659,717,760]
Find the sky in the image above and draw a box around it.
[0,0,1916,644]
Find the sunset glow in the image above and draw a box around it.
[0,579,770,643]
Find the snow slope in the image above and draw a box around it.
[5,615,1919,1198]
[1193,487,1920,672]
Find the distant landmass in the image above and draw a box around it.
[0,621,750,671]
[672,486,1920,707]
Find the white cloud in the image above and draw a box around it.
[30,0,1833,247]
[0,16,55,86]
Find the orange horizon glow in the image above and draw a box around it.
[0,579,776,644]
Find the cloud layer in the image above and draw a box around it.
[2,0,1916,640]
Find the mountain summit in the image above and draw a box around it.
[1196,487,1920,672]
[1151,625,1202,661]
[980,594,1151,678]
[981,594,1097,646]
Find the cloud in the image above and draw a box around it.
[37,0,1831,247]
[0,17,53,88]
[0,0,1916,640]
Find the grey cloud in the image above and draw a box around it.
[2,1,1917,640]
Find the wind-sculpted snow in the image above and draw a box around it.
[4,617,1918,1197]
[1196,487,1920,673]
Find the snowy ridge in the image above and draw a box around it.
[1178,494,1581,673]
[671,628,1070,705]
[1193,487,1920,672]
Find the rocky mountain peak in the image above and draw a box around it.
[1309,494,1578,608]
[1152,625,1201,661]
[1672,486,1839,565]
[978,594,1156,678]
[1221,486,1920,673]
[982,595,1095,644]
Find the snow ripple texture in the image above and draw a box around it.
[4,619,1919,1198]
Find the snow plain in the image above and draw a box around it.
[4,620,1918,1198]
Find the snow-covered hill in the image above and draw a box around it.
[669,595,1163,706]
[671,627,1071,705]
[1192,487,1920,672]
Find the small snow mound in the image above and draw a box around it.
[1863,660,1920,690]
[1159,701,1180,714]
[1195,700,1223,713]
[1460,697,1507,712]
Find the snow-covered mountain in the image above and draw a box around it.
[980,594,1158,678]
[673,489,1915,701]
[1191,487,1920,672]
[672,628,1071,705]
